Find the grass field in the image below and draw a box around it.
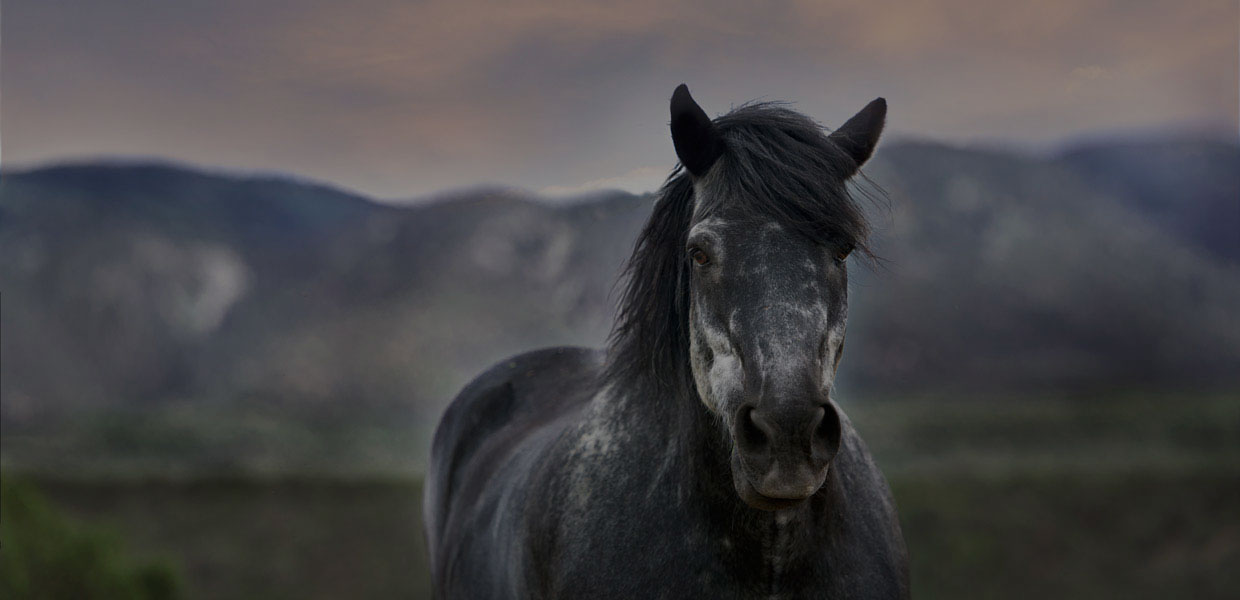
[7,392,1239,598]
[22,468,1239,600]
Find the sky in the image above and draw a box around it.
[2,0,1236,200]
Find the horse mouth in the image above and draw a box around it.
[732,468,822,511]
[744,490,808,511]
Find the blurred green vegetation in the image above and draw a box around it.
[17,468,1237,600]
[0,477,181,600]
[2,402,431,478]
[5,392,1237,599]
[27,477,430,600]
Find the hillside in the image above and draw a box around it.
[2,137,1237,473]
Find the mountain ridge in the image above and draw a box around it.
[2,135,1237,472]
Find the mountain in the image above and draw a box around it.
[1,163,378,414]
[1057,136,1239,263]
[2,137,1237,472]
[844,140,1240,391]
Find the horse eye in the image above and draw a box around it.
[834,245,853,263]
[689,248,711,266]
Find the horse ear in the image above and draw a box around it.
[670,84,723,177]
[828,97,886,175]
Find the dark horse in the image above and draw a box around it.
[425,85,909,599]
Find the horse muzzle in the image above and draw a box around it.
[729,402,841,511]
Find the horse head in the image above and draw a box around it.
[671,85,885,511]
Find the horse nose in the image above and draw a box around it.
[734,403,841,496]
[736,404,834,458]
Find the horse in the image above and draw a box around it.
[424,84,909,599]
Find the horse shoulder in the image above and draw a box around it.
[424,346,604,593]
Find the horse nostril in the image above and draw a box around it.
[812,404,842,459]
[808,406,826,436]
[737,405,769,451]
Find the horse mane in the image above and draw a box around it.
[604,102,875,394]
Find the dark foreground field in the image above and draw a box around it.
[9,393,1239,599]
[20,468,1238,600]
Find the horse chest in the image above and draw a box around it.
[540,498,834,599]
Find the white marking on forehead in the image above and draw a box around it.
[687,217,726,239]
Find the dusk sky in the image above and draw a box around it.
[3,0,1236,199]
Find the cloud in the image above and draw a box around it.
[3,0,1235,198]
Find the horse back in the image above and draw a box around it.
[423,346,604,582]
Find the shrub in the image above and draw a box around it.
[0,477,180,600]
